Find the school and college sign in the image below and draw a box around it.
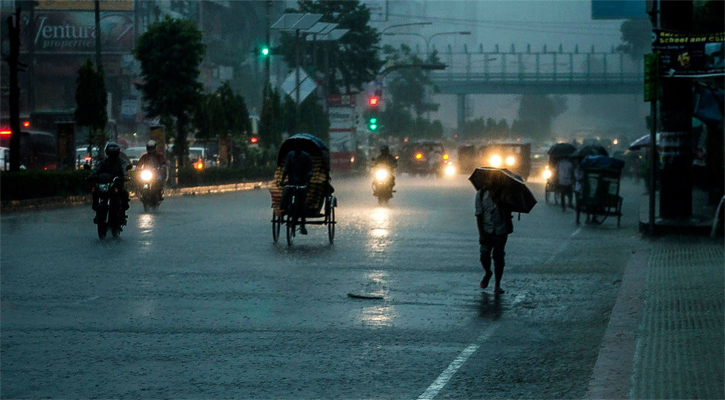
[22,11,134,54]
[653,30,725,78]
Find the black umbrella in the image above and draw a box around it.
[547,143,577,157]
[469,167,537,214]
[572,144,608,159]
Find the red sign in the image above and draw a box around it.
[330,152,355,171]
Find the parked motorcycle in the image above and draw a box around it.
[372,164,395,205]
[137,167,165,212]
[93,173,127,239]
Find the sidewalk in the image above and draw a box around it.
[639,187,720,236]
[588,236,724,399]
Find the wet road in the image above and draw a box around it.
[1,173,644,399]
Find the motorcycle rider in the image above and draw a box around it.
[87,142,130,223]
[136,140,167,200]
[373,145,397,171]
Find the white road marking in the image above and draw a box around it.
[545,227,582,264]
[417,325,497,400]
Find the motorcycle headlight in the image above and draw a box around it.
[505,156,516,166]
[543,167,553,180]
[444,163,456,176]
[489,154,503,168]
[375,168,389,182]
[140,169,153,181]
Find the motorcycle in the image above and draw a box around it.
[137,167,165,212]
[372,164,395,205]
[93,173,127,239]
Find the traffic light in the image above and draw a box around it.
[368,117,378,132]
[253,46,277,56]
[250,135,259,144]
[261,47,269,56]
[368,96,380,107]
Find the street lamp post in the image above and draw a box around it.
[380,22,432,34]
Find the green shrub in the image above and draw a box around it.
[1,170,93,201]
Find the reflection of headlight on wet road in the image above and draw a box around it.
[505,156,516,166]
[444,163,456,176]
[489,154,502,168]
[140,170,153,181]
[375,168,389,182]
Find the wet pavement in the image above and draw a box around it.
[1,173,720,399]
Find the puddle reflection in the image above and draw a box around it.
[358,304,396,327]
[367,207,391,253]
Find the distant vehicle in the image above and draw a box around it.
[189,146,216,169]
[0,130,58,170]
[123,146,147,166]
[399,140,450,176]
[75,145,101,169]
[478,142,532,180]
[0,146,9,171]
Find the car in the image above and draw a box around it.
[75,145,101,169]
[188,146,217,169]
[478,142,532,180]
[399,140,451,177]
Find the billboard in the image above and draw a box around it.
[36,1,134,11]
[653,30,725,78]
[591,0,648,20]
[22,11,134,54]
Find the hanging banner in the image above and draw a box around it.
[652,29,724,78]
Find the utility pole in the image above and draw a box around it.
[658,0,693,219]
[6,8,23,172]
[265,0,271,84]
[94,0,102,70]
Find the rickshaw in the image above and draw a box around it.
[269,134,337,246]
[575,155,625,227]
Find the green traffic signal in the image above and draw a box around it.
[368,117,378,131]
[261,47,270,56]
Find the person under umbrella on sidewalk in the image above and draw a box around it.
[475,178,514,294]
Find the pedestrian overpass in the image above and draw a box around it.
[421,44,644,130]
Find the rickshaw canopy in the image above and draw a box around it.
[277,134,330,171]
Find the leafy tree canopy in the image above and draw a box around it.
[382,44,440,116]
[279,0,383,93]
[616,18,652,61]
[134,16,206,165]
[513,94,567,141]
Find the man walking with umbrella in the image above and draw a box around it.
[475,178,514,294]
[470,167,537,294]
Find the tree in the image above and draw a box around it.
[134,16,206,167]
[75,59,108,155]
[383,44,440,116]
[279,0,383,94]
[514,95,567,140]
[258,84,284,150]
[616,19,652,61]
[299,96,330,144]
[208,81,251,140]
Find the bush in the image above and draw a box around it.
[176,165,276,187]
[1,170,92,201]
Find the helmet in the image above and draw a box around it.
[380,145,390,154]
[104,142,121,159]
[146,140,157,152]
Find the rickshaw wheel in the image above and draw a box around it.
[272,213,281,243]
[286,215,296,246]
[328,206,335,244]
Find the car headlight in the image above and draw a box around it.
[140,170,153,181]
[543,167,552,180]
[505,156,516,166]
[444,163,456,176]
[489,154,502,168]
[375,168,389,182]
